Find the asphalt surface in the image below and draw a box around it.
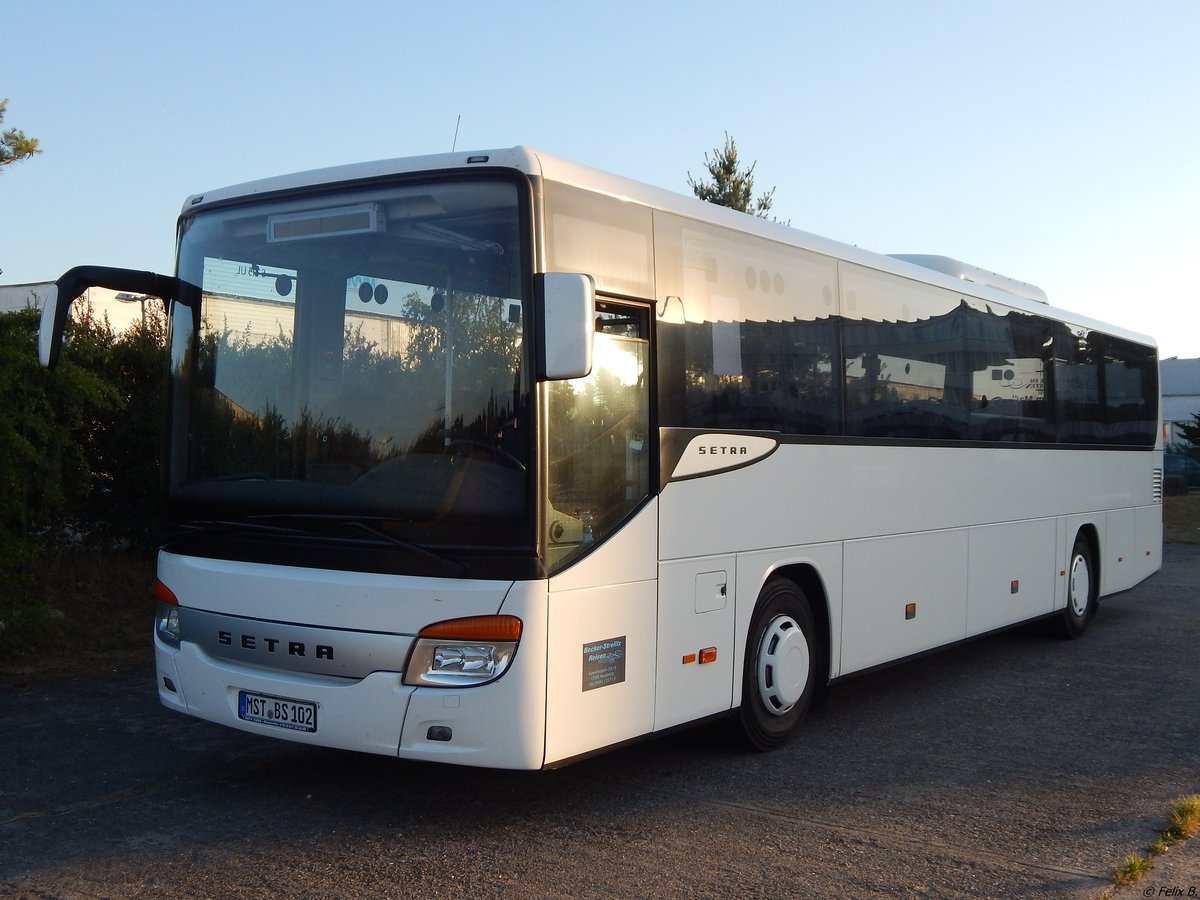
[2,545,1198,898]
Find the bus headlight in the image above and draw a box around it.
[403,615,522,687]
[155,603,181,648]
[154,580,181,648]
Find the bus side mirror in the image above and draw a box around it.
[38,265,197,368]
[38,283,68,368]
[537,272,594,381]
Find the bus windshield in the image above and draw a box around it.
[166,178,532,560]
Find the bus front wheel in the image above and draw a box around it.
[1057,535,1097,639]
[737,578,818,751]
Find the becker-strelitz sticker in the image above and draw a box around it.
[582,636,626,692]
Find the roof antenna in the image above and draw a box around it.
[452,115,461,152]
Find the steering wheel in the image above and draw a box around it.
[444,439,526,472]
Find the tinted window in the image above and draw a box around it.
[654,213,840,435]
[651,215,1156,448]
[967,304,1055,443]
[841,265,969,440]
[1099,335,1158,446]
[1053,324,1107,443]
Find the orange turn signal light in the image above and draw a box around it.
[418,615,523,642]
[154,580,178,605]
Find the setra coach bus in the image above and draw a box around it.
[39,147,1162,768]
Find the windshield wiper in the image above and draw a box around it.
[179,519,308,537]
[245,514,467,573]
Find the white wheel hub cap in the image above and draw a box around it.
[756,614,810,716]
[1069,554,1091,617]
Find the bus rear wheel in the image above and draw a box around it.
[1057,535,1097,639]
[737,578,818,751]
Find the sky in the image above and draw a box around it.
[3,0,1198,357]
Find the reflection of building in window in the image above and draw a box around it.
[972,358,1046,402]
[846,354,947,404]
[346,310,416,359]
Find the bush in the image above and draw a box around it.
[0,304,165,659]
[82,307,168,550]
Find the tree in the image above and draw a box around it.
[0,307,117,654]
[1179,411,1200,455]
[0,301,175,656]
[1,97,42,171]
[687,132,777,219]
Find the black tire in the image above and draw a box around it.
[736,578,819,751]
[1056,534,1097,639]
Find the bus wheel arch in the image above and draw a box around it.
[1077,524,1101,595]
[736,571,826,750]
[775,563,831,664]
[1057,526,1099,639]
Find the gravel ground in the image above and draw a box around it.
[2,545,1197,898]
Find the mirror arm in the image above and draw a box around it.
[54,265,193,312]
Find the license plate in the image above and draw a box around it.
[238,690,317,733]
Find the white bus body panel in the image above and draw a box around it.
[841,529,970,673]
[654,554,736,731]
[1133,505,1164,585]
[660,441,1161,680]
[965,518,1058,636]
[1103,507,1137,594]
[544,502,658,765]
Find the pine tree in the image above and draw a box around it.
[1,98,42,171]
[1179,411,1200,453]
[687,132,776,219]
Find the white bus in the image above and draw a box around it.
[39,147,1162,768]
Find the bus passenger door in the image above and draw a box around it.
[542,301,659,765]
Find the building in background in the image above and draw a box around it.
[1,281,149,332]
[1162,357,1200,449]
[0,281,50,313]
